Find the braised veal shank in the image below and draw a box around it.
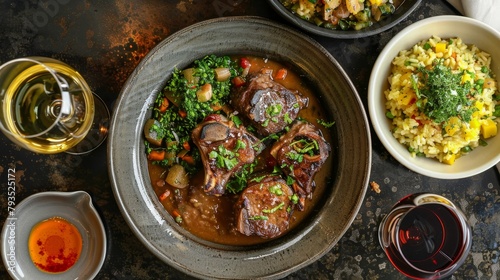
[235,174,294,238]
[270,121,331,210]
[191,114,264,196]
[230,72,309,136]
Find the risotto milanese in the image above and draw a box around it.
[385,36,500,164]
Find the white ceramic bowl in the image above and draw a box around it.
[1,191,106,280]
[368,15,500,179]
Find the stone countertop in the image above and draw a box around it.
[1,0,499,279]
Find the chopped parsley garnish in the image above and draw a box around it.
[209,142,245,170]
[231,115,243,127]
[249,215,268,221]
[317,119,335,128]
[411,60,475,124]
[262,202,285,214]
[150,55,240,168]
[291,138,319,156]
[226,162,258,194]
[250,175,266,183]
[233,139,246,151]
[269,185,284,196]
[252,133,280,150]
[267,103,282,117]
[286,151,304,163]
[261,119,270,127]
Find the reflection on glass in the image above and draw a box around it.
[0,57,108,154]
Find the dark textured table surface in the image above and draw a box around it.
[1,0,499,279]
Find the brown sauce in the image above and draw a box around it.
[148,56,333,246]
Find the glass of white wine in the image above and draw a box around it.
[0,57,109,155]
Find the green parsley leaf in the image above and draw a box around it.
[249,215,268,221]
[317,119,335,128]
[231,115,243,127]
[262,202,285,214]
[269,185,284,196]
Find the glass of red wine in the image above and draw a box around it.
[378,193,472,279]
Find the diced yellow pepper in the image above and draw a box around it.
[435,42,447,53]
[442,154,456,165]
[445,117,461,136]
[472,111,482,119]
[470,118,480,129]
[474,101,484,110]
[461,73,472,84]
[400,72,412,84]
[463,128,478,142]
[397,92,415,106]
[369,0,384,5]
[480,119,498,139]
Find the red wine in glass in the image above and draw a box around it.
[379,193,471,279]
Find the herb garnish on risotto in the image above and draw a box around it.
[385,36,500,165]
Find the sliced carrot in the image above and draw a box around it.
[274,68,288,80]
[181,154,195,165]
[182,141,191,151]
[178,109,187,118]
[159,97,169,113]
[172,209,181,218]
[211,104,223,112]
[159,190,170,201]
[147,150,166,161]
[232,76,245,87]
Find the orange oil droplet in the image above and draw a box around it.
[28,217,82,273]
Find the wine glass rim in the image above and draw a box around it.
[379,193,472,278]
[394,202,471,276]
[0,57,73,139]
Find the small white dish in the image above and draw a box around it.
[1,191,106,280]
[368,15,500,179]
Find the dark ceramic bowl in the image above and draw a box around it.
[108,16,371,279]
[268,0,422,38]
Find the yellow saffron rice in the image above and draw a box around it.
[385,36,499,164]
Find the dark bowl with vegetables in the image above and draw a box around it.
[108,16,371,279]
[268,0,422,38]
